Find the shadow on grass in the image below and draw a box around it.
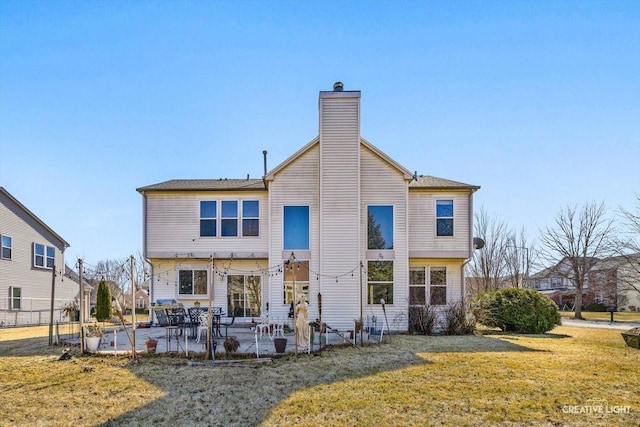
[89,333,557,426]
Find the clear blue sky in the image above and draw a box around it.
[1,1,638,267]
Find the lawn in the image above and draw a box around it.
[1,325,638,426]
[560,310,640,322]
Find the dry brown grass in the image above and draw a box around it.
[1,325,638,426]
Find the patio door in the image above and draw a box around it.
[227,275,261,318]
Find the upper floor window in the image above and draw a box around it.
[284,206,309,250]
[368,206,393,250]
[178,269,208,296]
[367,260,394,304]
[34,243,54,269]
[242,200,259,237]
[221,201,238,237]
[200,201,217,237]
[1,235,12,260]
[436,200,454,237]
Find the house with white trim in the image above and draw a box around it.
[137,83,480,332]
[1,187,78,326]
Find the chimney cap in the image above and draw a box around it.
[333,82,344,92]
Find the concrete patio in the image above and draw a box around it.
[73,322,371,357]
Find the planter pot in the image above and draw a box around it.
[145,340,158,353]
[621,327,640,349]
[274,337,287,353]
[86,336,101,352]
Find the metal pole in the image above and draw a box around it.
[207,256,214,360]
[130,256,137,355]
[48,265,56,346]
[290,253,297,357]
[78,260,85,352]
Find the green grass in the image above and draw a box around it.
[1,325,638,426]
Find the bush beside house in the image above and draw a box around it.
[471,288,561,334]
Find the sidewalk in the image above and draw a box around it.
[561,317,640,330]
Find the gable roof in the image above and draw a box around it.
[264,136,415,181]
[0,187,70,248]
[136,179,266,193]
[409,175,480,191]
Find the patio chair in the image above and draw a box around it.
[256,313,270,339]
[196,311,209,343]
[188,306,207,338]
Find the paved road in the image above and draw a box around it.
[561,318,640,330]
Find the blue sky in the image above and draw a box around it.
[1,1,638,267]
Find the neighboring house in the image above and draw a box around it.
[0,187,76,326]
[129,288,149,310]
[588,254,640,311]
[137,83,480,331]
[527,255,640,311]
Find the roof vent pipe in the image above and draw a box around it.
[263,150,268,177]
[333,82,344,92]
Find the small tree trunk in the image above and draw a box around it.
[574,288,584,320]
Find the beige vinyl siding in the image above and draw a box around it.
[318,94,361,330]
[408,191,472,258]
[361,144,410,330]
[144,190,269,258]
[0,195,75,325]
[268,144,320,320]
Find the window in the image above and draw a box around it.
[430,267,447,305]
[228,274,262,317]
[242,200,259,237]
[283,260,309,304]
[200,201,217,237]
[34,243,55,269]
[409,267,426,305]
[595,292,605,304]
[368,206,393,249]
[9,287,21,310]
[178,270,208,296]
[367,260,394,304]
[221,201,238,237]
[1,235,11,260]
[436,200,454,237]
[283,206,309,250]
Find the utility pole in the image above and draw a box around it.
[78,259,85,352]
[48,265,56,346]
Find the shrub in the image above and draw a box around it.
[408,305,437,335]
[584,302,607,312]
[95,280,112,322]
[471,288,561,334]
[443,300,476,335]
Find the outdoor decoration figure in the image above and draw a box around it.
[295,294,310,350]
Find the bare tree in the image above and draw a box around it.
[467,208,511,296]
[539,201,615,319]
[504,228,536,289]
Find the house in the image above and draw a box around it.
[0,187,77,326]
[527,255,640,311]
[588,254,640,311]
[137,83,480,331]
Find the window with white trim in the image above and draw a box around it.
[200,201,217,237]
[178,269,208,296]
[1,235,12,260]
[242,200,259,237]
[430,267,447,305]
[409,267,426,305]
[367,260,394,304]
[221,200,238,237]
[436,200,454,237]
[34,243,55,269]
[9,286,21,310]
